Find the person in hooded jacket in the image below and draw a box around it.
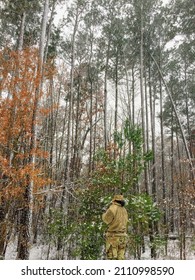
[102,194,128,260]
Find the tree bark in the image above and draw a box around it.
[140,2,148,194]
[18,12,26,51]
[104,38,111,150]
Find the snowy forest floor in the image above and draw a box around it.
[5,236,195,260]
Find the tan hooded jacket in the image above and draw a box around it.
[102,201,128,234]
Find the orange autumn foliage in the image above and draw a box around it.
[0,48,52,203]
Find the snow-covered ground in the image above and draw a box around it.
[5,236,195,260]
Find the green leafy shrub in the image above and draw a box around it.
[74,120,158,259]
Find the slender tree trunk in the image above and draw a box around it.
[88,31,94,174]
[114,51,119,134]
[176,131,186,260]
[104,38,111,150]
[149,63,156,198]
[57,84,68,182]
[44,0,56,63]
[18,12,26,51]
[39,0,49,65]
[0,199,7,258]
[123,48,131,122]
[132,64,135,127]
[72,76,81,179]
[114,51,119,159]
[144,73,149,154]
[157,47,167,254]
[88,83,93,174]
[170,111,175,233]
[64,5,83,259]
[140,2,148,194]
[64,7,79,184]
